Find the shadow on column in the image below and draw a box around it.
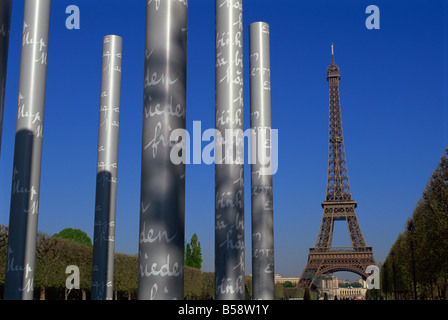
[91,170,112,300]
[4,129,33,299]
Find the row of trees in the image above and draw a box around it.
[0,227,98,300]
[0,228,205,299]
[380,147,448,300]
[1,227,310,299]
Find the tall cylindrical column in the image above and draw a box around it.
[249,22,274,300]
[0,0,12,156]
[4,0,51,300]
[138,0,187,300]
[215,0,245,300]
[91,35,122,300]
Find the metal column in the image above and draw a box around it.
[0,0,12,156]
[138,0,187,300]
[4,0,51,300]
[249,22,274,300]
[91,35,122,300]
[215,0,245,300]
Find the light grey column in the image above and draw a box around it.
[4,0,50,300]
[138,0,187,300]
[0,0,12,156]
[91,35,122,300]
[249,22,274,300]
[215,0,245,300]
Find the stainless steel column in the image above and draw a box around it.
[215,0,245,300]
[4,0,51,300]
[0,0,12,156]
[249,22,274,300]
[138,0,187,300]
[91,35,122,300]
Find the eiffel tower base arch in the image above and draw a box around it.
[298,247,374,290]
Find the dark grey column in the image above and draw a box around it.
[91,35,122,300]
[249,22,274,300]
[138,0,187,300]
[4,0,50,300]
[215,0,245,300]
[0,0,12,156]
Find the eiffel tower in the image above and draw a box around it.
[298,44,374,289]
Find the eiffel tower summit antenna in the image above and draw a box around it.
[331,43,334,64]
[298,44,374,289]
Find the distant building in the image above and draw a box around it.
[322,274,339,291]
[274,274,300,286]
[320,274,367,300]
[335,287,366,300]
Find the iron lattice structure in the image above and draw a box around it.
[298,45,374,289]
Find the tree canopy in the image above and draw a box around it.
[185,233,203,269]
[380,146,448,300]
[52,228,92,247]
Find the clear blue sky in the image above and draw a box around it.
[0,0,447,279]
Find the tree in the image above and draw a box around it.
[381,147,448,300]
[55,238,92,300]
[34,233,60,300]
[274,283,284,300]
[52,228,92,247]
[114,253,138,299]
[185,233,203,269]
[415,147,448,299]
[184,266,203,299]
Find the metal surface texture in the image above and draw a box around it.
[4,0,51,300]
[215,0,245,300]
[298,45,373,289]
[91,35,122,300]
[0,0,12,156]
[249,21,274,300]
[138,0,187,300]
